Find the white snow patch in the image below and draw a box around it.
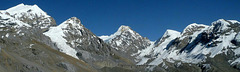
[29,44,34,48]
[234,48,240,55]
[5,33,9,37]
[231,57,240,65]
[44,26,79,59]
[99,35,110,41]
[43,17,83,59]
[136,57,150,65]
[235,32,240,42]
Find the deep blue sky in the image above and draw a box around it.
[1,0,240,41]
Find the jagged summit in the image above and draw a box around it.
[117,25,132,32]
[115,25,136,38]
[66,17,82,24]
[99,25,151,63]
[99,25,136,42]
[58,17,83,29]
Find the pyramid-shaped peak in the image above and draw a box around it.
[69,17,81,21]
[100,25,143,42]
[58,17,83,29]
[64,17,81,24]
[118,25,132,32]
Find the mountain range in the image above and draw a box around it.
[0,3,240,72]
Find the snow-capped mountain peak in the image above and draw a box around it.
[99,25,136,42]
[212,19,229,25]
[62,17,81,24]
[117,25,132,32]
[163,29,180,38]
[6,3,50,18]
[58,17,83,29]
[43,17,87,59]
[182,23,209,36]
[210,19,233,33]
[43,17,80,59]
[99,25,151,62]
[44,17,112,61]
[1,3,56,30]
[155,29,180,45]
[135,29,181,65]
